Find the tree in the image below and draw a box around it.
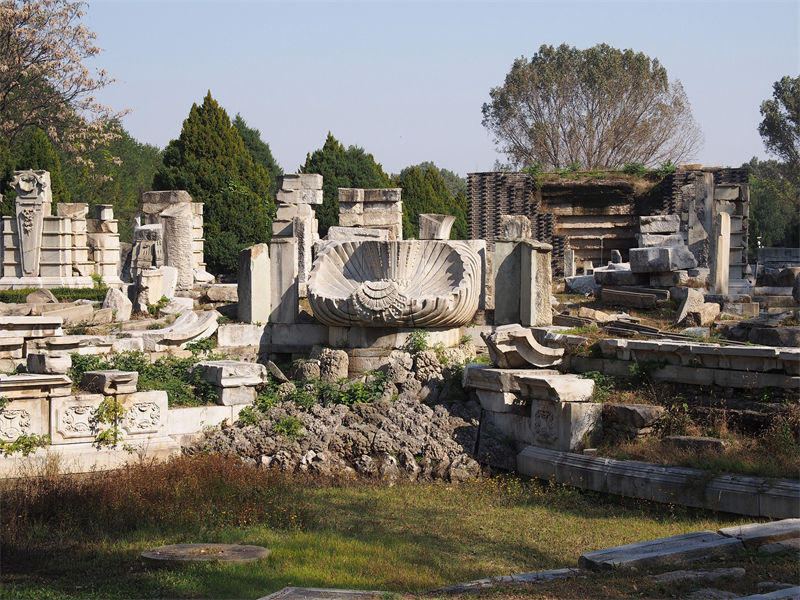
[759,75,800,172]
[0,0,122,154]
[0,128,70,213]
[233,114,282,202]
[482,43,702,170]
[394,164,468,239]
[746,158,799,251]
[397,161,466,199]
[300,133,390,235]
[153,92,272,273]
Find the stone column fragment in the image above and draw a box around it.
[269,238,298,324]
[711,212,731,295]
[238,243,270,324]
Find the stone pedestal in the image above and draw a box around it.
[269,238,298,324]
[238,243,270,324]
[711,212,731,295]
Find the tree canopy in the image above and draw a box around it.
[153,92,272,273]
[482,43,702,170]
[759,75,800,173]
[300,133,390,235]
[0,0,122,156]
[747,158,799,252]
[393,163,468,239]
[233,114,282,202]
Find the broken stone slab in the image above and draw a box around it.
[577,307,614,323]
[0,373,72,400]
[160,296,194,316]
[565,274,600,295]
[610,249,622,264]
[91,307,113,325]
[676,288,706,324]
[603,403,664,430]
[45,303,94,325]
[652,567,745,584]
[325,226,389,241]
[127,310,219,351]
[758,538,800,555]
[217,323,268,347]
[498,214,533,239]
[685,588,738,599]
[206,284,238,303]
[637,233,686,247]
[719,519,800,548]
[630,245,698,273]
[577,531,743,571]
[81,370,139,395]
[102,287,132,322]
[264,360,289,383]
[514,372,595,403]
[639,214,680,234]
[26,352,71,375]
[0,315,63,339]
[0,337,24,359]
[255,587,384,600]
[601,288,658,309]
[482,324,564,368]
[196,360,269,387]
[663,435,726,453]
[462,364,560,393]
[594,267,650,287]
[26,289,57,304]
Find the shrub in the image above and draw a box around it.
[621,162,647,176]
[273,416,303,439]
[579,371,616,402]
[407,329,429,353]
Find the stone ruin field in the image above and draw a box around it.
[0,168,798,600]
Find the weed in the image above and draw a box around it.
[65,321,90,335]
[146,296,169,317]
[0,433,50,456]
[146,322,164,330]
[579,371,616,402]
[185,336,217,355]
[407,329,429,353]
[273,415,303,439]
[460,334,473,345]
[91,397,126,448]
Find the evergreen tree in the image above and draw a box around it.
[0,128,70,214]
[300,133,390,235]
[153,93,272,273]
[233,114,283,202]
[746,157,799,251]
[394,164,468,239]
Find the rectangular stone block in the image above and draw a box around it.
[50,393,105,444]
[269,238,298,324]
[117,390,168,439]
[636,233,685,247]
[81,370,138,395]
[363,188,401,203]
[218,385,257,406]
[710,212,731,294]
[578,531,742,571]
[528,397,601,452]
[238,244,270,324]
[0,397,48,442]
[629,245,698,273]
[520,241,553,327]
[326,226,389,241]
[639,215,680,234]
[714,184,740,201]
[217,323,269,347]
[338,188,364,204]
[718,519,800,547]
[601,288,657,309]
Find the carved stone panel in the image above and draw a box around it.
[50,394,104,444]
[119,391,167,438]
[0,398,48,442]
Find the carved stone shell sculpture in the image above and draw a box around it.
[308,240,481,328]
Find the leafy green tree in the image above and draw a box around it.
[300,133,390,235]
[398,161,466,199]
[747,158,799,251]
[0,128,70,214]
[60,124,162,241]
[153,93,272,273]
[759,75,800,173]
[394,164,468,239]
[482,43,702,169]
[233,114,282,201]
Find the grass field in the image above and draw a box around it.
[0,454,764,600]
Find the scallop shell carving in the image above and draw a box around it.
[308,240,481,328]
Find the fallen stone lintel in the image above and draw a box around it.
[257,587,385,600]
[578,530,743,571]
[719,519,800,547]
[430,568,586,593]
[517,445,799,519]
[732,587,800,599]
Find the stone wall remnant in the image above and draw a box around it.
[338,188,403,240]
[237,243,270,324]
[493,238,553,327]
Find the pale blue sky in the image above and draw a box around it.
[85,0,799,175]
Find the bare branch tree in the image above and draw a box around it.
[482,43,703,170]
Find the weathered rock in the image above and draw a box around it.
[777,267,800,287]
[264,360,289,383]
[26,352,70,375]
[160,296,194,316]
[102,287,132,322]
[578,307,614,323]
[91,307,113,324]
[565,274,600,295]
[759,538,800,555]
[206,284,238,303]
[676,288,705,325]
[238,244,270,324]
[415,350,443,382]
[26,289,57,304]
[629,245,698,273]
[289,359,321,381]
[680,327,710,339]
[689,302,721,327]
[662,435,725,453]
[639,214,680,234]
[684,588,737,599]
[610,249,622,264]
[604,403,664,430]
[310,347,349,382]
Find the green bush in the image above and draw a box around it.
[407,329,429,353]
[273,416,303,439]
[621,162,647,176]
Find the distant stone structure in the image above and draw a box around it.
[0,170,121,288]
[136,191,205,290]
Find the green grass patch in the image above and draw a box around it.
[0,287,108,304]
[0,454,751,600]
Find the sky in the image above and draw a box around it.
[84,0,799,176]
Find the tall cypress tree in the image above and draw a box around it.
[394,164,468,239]
[233,114,282,203]
[300,133,390,235]
[154,93,272,273]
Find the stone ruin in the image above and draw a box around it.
[0,170,122,288]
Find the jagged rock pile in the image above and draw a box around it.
[189,342,516,482]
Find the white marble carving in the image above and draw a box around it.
[308,240,480,327]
